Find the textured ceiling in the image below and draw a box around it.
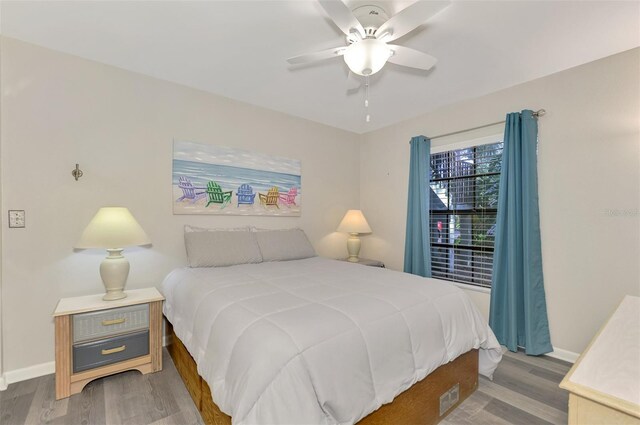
[1,1,639,133]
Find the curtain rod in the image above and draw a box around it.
[414,109,546,142]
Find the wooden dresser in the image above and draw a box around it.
[53,287,164,400]
[560,295,640,424]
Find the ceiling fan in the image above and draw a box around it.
[287,0,451,77]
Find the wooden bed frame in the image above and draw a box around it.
[166,320,478,425]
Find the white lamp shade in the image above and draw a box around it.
[75,207,151,249]
[337,210,372,234]
[343,39,391,76]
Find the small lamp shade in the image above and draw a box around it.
[76,207,150,249]
[337,210,372,234]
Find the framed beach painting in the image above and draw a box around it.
[173,141,301,216]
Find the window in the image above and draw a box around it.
[429,141,503,288]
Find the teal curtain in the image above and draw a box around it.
[489,110,552,355]
[404,136,432,277]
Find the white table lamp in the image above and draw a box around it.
[337,209,372,262]
[76,207,150,301]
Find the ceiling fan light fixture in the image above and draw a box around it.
[343,39,391,76]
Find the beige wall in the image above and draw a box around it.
[0,37,361,372]
[1,35,638,375]
[360,48,640,356]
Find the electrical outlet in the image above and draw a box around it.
[9,210,25,228]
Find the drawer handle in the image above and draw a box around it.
[101,345,126,355]
[102,318,126,326]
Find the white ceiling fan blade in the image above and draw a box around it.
[387,45,438,71]
[346,71,362,91]
[376,1,451,42]
[318,0,365,39]
[287,46,347,65]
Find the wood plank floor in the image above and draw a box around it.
[0,349,202,425]
[442,350,571,425]
[1,348,571,424]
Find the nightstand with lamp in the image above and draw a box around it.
[53,207,164,399]
[337,209,385,268]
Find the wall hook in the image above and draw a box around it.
[72,163,84,181]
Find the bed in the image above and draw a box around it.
[162,251,502,425]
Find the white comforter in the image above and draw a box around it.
[162,257,502,425]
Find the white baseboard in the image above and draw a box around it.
[547,346,580,363]
[0,361,55,389]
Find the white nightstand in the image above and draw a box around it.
[53,287,164,399]
[341,258,385,268]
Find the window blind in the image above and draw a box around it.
[429,142,503,288]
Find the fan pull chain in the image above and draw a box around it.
[365,75,371,123]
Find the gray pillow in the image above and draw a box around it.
[255,228,316,262]
[184,230,262,267]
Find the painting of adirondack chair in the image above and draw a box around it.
[236,184,256,206]
[173,141,301,216]
[259,186,280,208]
[279,187,298,206]
[176,176,207,203]
[205,181,232,208]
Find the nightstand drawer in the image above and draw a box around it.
[73,304,149,343]
[73,330,149,373]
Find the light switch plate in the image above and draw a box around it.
[9,210,25,228]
